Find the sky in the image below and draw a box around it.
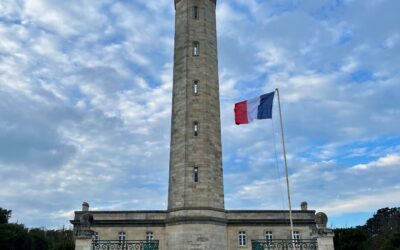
[0,0,399,229]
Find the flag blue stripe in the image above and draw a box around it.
[257,91,275,119]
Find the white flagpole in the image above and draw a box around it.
[275,88,294,239]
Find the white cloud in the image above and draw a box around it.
[351,154,400,171]
[318,188,400,215]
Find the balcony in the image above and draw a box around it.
[252,239,318,250]
[92,240,159,250]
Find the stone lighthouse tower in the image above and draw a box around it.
[166,0,227,248]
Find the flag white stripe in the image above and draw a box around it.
[247,96,260,123]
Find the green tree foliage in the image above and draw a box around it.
[381,233,400,250]
[366,207,400,235]
[334,207,400,250]
[0,208,12,224]
[334,227,368,250]
[0,224,74,250]
[0,223,31,250]
[0,207,74,250]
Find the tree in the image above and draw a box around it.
[0,208,74,250]
[365,207,400,235]
[0,208,12,224]
[381,233,400,250]
[334,227,368,250]
[0,223,31,250]
[334,207,400,250]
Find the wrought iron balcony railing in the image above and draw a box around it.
[252,239,318,250]
[92,240,159,250]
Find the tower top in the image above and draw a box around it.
[174,0,216,9]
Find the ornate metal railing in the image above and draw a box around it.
[252,239,318,250]
[92,240,159,250]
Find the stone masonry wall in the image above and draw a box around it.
[168,0,224,211]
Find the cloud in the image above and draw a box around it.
[351,154,400,171]
[0,0,399,229]
[319,188,400,215]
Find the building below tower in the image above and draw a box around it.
[71,202,334,250]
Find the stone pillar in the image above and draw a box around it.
[75,237,92,250]
[315,212,335,250]
[74,202,94,250]
[317,234,335,250]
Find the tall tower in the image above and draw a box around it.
[166,0,227,249]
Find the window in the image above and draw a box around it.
[192,6,199,19]
[265,231,273,242]
[118,232,126,244]
[193,42,199,56]
[193,167,199,182]
[292,231,300,242]
[238,231,246,246]
[193,80,199,95]
[92,232,99,243]
[146,231,154,241]
[193,121,199,136]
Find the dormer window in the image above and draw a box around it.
[193,42,199,56]
[192,6,199,19]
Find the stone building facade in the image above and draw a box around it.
[71,0,334,249]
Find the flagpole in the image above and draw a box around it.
[275,88,294,240]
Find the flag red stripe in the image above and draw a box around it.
[234,101,249,125]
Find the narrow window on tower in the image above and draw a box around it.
[193,167,199,182]
[238,231,246,246]
[192,6,199,19]
[193,80,199,95]
[193,121,199,136]
[193,42,199,56]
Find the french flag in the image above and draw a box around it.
[234,91,275,125]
